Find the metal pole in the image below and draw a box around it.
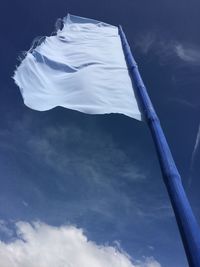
[119,26,200,267]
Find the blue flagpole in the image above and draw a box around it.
[119,26,200,267]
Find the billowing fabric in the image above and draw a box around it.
[14,14,141,120]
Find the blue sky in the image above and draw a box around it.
[0,0,200,266]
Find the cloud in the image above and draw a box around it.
[135,32,175,63]
[137,204,173,220]
[24,123,173,220]
[25,122,146,195]
[135,32,200,109]
[175,44,200,64]
[23,122,153,222]
[134,32,156,55]
[167,98,198,110]
[6,117,145,185]
[135,32,200,65]
[0,221,161,267]
[189,123,200,185]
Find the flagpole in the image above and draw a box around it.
[119,26,200,267]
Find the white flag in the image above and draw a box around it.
[13,14,141,120]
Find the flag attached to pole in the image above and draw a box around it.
[14,14,141,120]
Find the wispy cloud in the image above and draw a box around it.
[24,122,150,221]
[0,221,161,267]
[189,123,200,186]
[0,117,147,220]
[135,32,156,55]
[175,44,200,65]
[135,32,200,111]
[137,204,173,220]
[135,32,200,65]
[135,32,176,64]
[24,121,173,220]
[167,98,198,110]
[27,124,145,182]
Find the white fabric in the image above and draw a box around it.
[14,14,141,120]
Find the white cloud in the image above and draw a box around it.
[0,222,161,267]
[175,44,200,64]
[189,123,200,185]
[136,32,200,65]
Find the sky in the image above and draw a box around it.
[0,0,200,266]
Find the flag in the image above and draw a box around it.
[13,14,141,120]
